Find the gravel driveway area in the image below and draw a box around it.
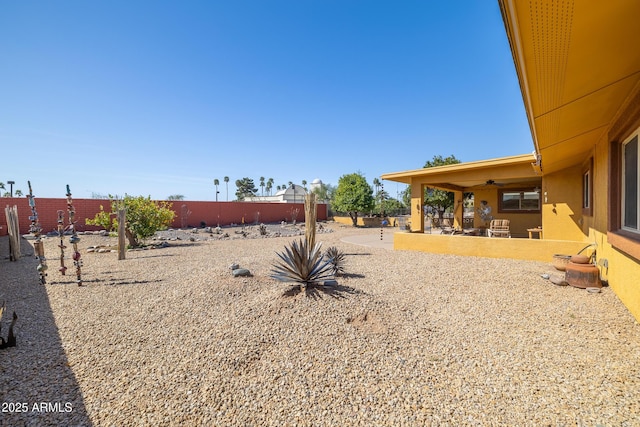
[1,223,639,426]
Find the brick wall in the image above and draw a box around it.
[0,198,328,236]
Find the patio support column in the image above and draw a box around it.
[452,190,464,229]
[410,180,424,232]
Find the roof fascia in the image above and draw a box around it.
[498,0,540,157]
[381,153,537,183]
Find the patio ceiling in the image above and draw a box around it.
[381,153,540,191]
[499,0,640,174]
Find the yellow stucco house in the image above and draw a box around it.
[381,1,640,321]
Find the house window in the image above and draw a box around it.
[582,158,593,216]
[606,87,640,260]
[583,171,590,209]
[622,134,639,233]
[498,189,540,212]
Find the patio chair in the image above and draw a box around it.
[487,219,511,238]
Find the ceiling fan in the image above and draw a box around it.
[484,179,505,187]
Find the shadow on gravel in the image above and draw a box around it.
[48,277,101,286]
[282,282,361,300]
[127,253,176,259]
[102,279,161,286]
[338,272,366,279]
[0,237,92,426]
[343,252,372,256]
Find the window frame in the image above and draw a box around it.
[621,133,639,233]
[607,87,640,261]
[497,188,541,213]
[582,157,593,216]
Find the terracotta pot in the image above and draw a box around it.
[570,254,590,264]
[565,261,601,288]
[552,254,571,271]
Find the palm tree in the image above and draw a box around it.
[277,185,281,192]
[302,179,307,190]
[14,189,23,197]
[260,176,265,196]
[214,179,220,201]
[289,182,296,204]
[224,176,229,201]
[373,177,381,195]
[267,178,274,195]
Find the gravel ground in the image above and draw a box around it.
[1,222,639,426]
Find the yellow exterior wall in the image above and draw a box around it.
[472,188,541,237]
[583,137,640,320]
[590,229,640,321]
[472,188,497,228]
[333,216,358,226]
[504,213,542,238]
[591,141,609,232]
[541,166,586,242]
[393,232,587,262]
[333,216,404,228]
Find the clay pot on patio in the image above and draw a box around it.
[565,261,601,289]
[552,254,572,271]
[570,254,591,264]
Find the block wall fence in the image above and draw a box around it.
[0,197,328,237]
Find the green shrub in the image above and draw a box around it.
[86,195,175,247]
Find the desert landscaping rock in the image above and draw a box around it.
[1,223,639,426]
[549,274,568,286]
[232,268,251,277]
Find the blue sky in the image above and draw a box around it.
[0,1,532,201]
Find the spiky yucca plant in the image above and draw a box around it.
[325,246,346,276]
[271,239,334,289]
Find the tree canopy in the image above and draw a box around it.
[423,154,461,217]
[332,172,374,226]
[423,154,461,169]
[311,182,336,202]
[375,188,405,216]
[235,178,258,200]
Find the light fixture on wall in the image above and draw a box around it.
[532,151,542,173]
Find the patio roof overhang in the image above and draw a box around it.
[381,153,540,191]
[499,0,640,175]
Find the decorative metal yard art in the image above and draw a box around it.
[380,181,384,241]
[57,209,67,275]
[477,200,493,226]
[27,181,47,285]
[55,185,83,285]
[66,185,83,286]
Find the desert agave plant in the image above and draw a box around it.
[271,239,334,290]
[325,246,346,276]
